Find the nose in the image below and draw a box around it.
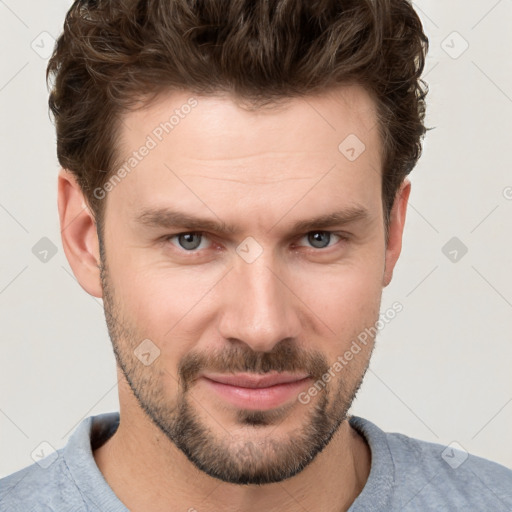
[216,247,301,353]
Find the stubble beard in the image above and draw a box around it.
[99,251,375,485]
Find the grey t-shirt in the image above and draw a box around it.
[1,412,511,511]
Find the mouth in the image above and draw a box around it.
[199,372,312,411]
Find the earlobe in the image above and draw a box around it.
[382,178,411,288]
[58,168,103,298]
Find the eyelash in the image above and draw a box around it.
[161,230,350,254]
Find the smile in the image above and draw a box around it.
[199,372,312,410]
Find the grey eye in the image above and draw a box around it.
[177,232,203,250]
[307,231,332,249]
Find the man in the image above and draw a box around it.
[1,0,511,511]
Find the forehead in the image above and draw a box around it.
[119,85,379,161]
[107,85,383,228]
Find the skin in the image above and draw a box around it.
[58,84,410,512]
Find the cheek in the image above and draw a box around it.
[105,222,385,348]
[294,256,384,326]
[110,262,220,343]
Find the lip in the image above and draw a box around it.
[199,372,312,410]
[202,371,311,388]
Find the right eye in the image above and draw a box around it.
[163,232,213,252]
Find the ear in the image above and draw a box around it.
[58,168,103,298]
[382,178,411,287]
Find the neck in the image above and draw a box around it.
[93,407,371,512]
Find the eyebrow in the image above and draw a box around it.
[134,205,371,236]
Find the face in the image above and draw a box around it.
[94,85,402,485]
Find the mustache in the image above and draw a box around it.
[178,339,329,391]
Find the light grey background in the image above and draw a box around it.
[1,1,511,477]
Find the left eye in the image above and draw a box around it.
[165,231,343,252]
[297,231,343,249]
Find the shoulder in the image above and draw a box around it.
[350,415,512,511]
[387,431,512,507]
[0,412,122,512]
[0,451,87,512]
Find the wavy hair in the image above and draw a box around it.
[47,0,429,240]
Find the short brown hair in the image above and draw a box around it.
[47,0,428,241]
